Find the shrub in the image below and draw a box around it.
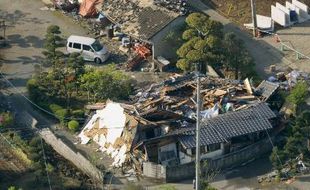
[49,104,63,113]
[287,81,309,106]
[72,109,85,118]
[55,109,68,124]
[68,120,79,132]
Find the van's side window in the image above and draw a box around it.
[69,42,73,48]
[73,43,81,49]
[83,45,92,52]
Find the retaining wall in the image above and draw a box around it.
[39,128,104,188]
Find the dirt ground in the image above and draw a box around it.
[203,0,310,26]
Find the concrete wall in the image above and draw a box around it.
[165,138,273,182]
[143,162,166,179]
[39,128,104,188]
[166,161,195,182]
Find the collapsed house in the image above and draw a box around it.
[79,74,281,178]
[100,0,187,70]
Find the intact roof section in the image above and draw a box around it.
[255,80,279,100]
[179,103,276,149]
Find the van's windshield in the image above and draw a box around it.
[91,40,103,51]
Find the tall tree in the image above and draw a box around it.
[176,13,224,72]
[42,25,64,66]
[67,52,85,94]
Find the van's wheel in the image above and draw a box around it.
[94,58,102,64]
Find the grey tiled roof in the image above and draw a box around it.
[255,80,279,100]
[179,103,276,149]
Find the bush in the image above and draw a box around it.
[55,109,68,124]
[72,109,85,118]
[287,81,309,106]
[68,120,79,132]
[49,104,63,113]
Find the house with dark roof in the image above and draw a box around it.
[140,103,277,166]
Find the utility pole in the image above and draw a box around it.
[250,0,257,37]
[195,63,202,190]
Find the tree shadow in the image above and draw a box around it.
[2,55,44,65]
[0,9,48,26]
[4,34,44,49]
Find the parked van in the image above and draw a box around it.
[67,35,109,64]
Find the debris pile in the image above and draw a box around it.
[257,155,310,184]
[79,102,139,167]
[101,0,178,40]
[267,69,309,90]
[132,74,276,118]
[153,0,189,15]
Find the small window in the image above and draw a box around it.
[73,43,81,49]
[83,45,92,51]
[69,42,73,48]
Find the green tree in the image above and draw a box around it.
[68,120,79,132]
[42,25,64,66]
[223,32,255,79]
[81,65,132,102]
[176,13,224,72]
[287,81,309,106]
[67,52,85,94]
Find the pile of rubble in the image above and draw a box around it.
[153,0,189,15]
[270,69,309,90]
[101,0,178,39]
[132,74,277,119]
[257,156,310,184]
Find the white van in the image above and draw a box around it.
[67,35,109,64]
